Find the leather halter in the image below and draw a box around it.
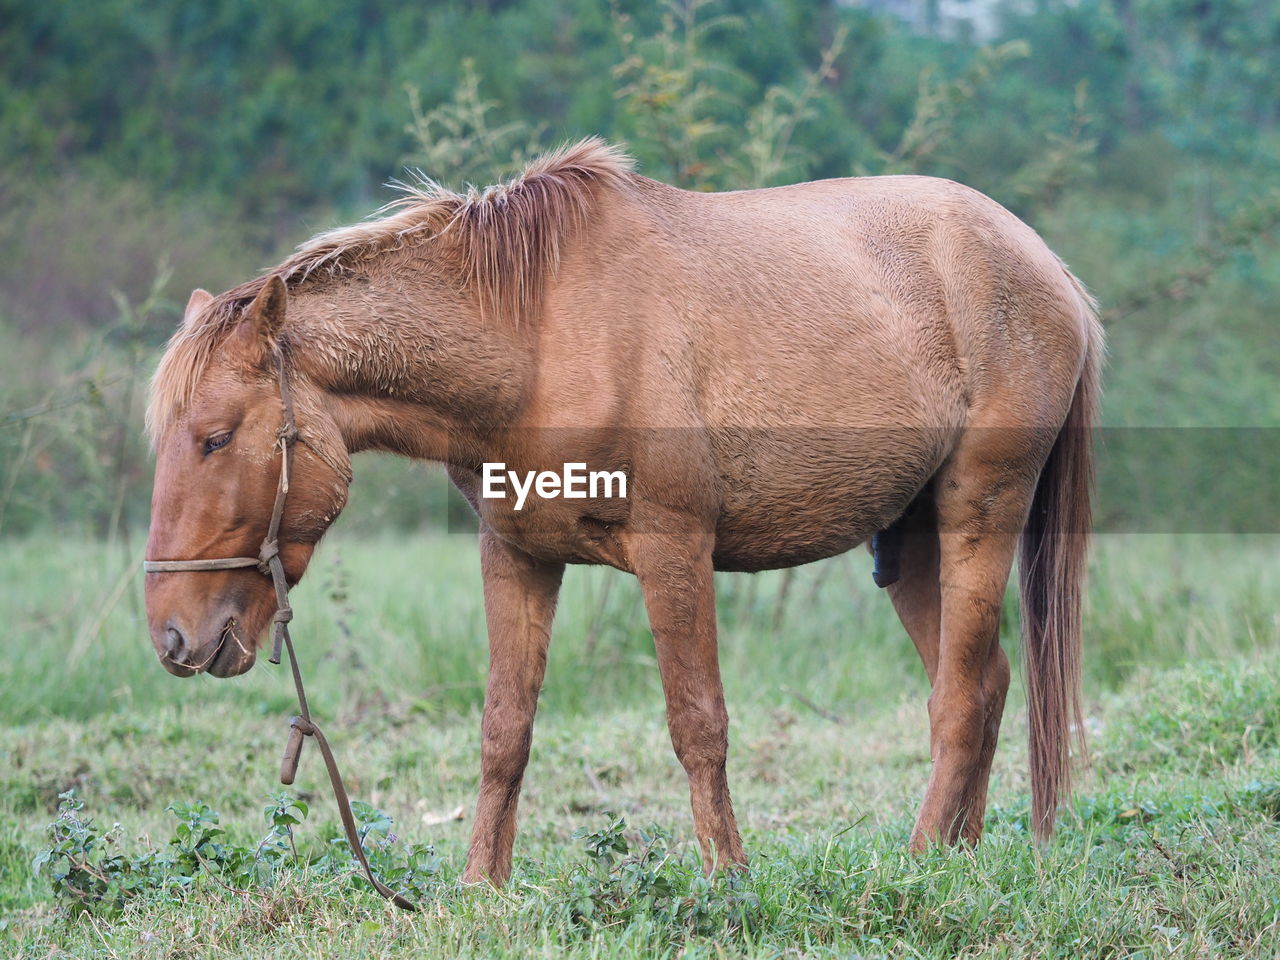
[144,353,414,911]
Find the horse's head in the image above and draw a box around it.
[145,278,351,678]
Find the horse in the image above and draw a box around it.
[144,138,1101,886]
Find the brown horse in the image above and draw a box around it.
[145,138,1101,885]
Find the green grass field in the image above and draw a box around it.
[3,531,1279,957]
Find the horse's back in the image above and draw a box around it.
[649,174,1095,428]
[539,174,1098,571]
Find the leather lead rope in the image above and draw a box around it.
[278,631,415,910]
[145,351,415,912]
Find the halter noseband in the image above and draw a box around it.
[142,353,413,911]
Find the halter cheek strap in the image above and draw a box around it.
[143,354,413,912]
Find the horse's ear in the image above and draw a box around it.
[245,275,288,349]
[183,289,213,327]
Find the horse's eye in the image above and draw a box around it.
[203,432,233,455]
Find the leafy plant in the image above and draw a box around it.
[403,59,547,189]
[611,0,848,191]
[611,0,745,189]
[874,40,1031,176]
[31,790,441,916]
[31,791,135,915]
[553,813,759,939]
[730,26,848,189]
[1010,80,1099,218]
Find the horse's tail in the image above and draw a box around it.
[1019,275,1101,841]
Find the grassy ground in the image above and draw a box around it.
[2,531,1279,957]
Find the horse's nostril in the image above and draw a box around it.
[166,626,187,662]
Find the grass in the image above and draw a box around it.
[2,530,1279,957]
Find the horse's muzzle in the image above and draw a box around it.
[149,605,258,678]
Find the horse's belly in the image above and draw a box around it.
[711,516,871,572]
[709,433,946,572]
[711,494,890,572]
[456,430,950,574]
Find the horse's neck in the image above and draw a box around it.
[287,275,529,464]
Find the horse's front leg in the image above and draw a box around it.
[630,524,746,874]
[462,526,564,886]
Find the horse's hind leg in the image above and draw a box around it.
[886,494,1012,846]
[462,527,564,886]
[957,641,1009,842]
[906,437,1039,850]
[885,495,941,686]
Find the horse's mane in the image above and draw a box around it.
[147,137,634,439]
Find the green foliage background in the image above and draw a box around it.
[1,0,1278,536]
